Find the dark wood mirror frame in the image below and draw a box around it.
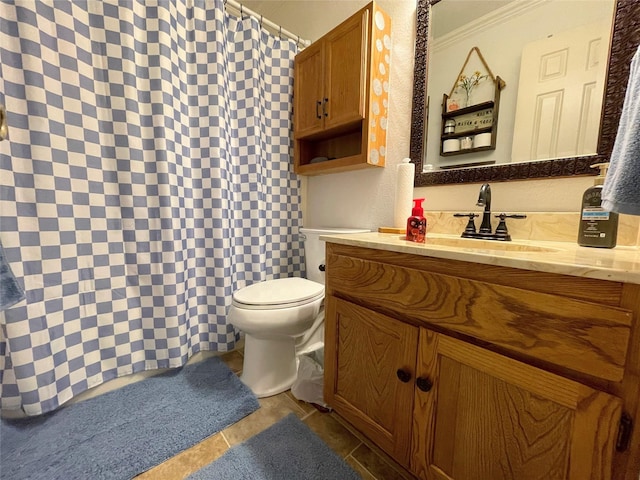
[410,0,640,186]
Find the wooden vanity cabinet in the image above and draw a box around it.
[293,2,391,175]
[324,243,640,480]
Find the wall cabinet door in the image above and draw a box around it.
[293,9,367,140]
[293,42,324,138]
[322,9,367,131]
[411,329,622,480]
[324,296,418,466]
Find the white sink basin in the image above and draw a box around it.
[423,236,562,253]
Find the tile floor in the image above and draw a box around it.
[135,348,413,480]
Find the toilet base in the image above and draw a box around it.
[240,334,298,398]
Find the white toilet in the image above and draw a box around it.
[228,227,368,397]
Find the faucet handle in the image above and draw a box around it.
[454,212,479,235]
[494,213,527,239]
[495,213,527,219]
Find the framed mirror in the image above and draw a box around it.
[410,0,640,186]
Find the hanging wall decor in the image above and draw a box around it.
[440,47,506,158]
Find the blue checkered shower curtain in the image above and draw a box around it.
[0,0,303,415]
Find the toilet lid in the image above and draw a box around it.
[232,277,324,308]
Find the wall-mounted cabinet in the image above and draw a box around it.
[293,2,391,176]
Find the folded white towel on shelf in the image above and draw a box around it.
[602,45,640,215]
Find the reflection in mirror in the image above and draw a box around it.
[425,0,614,171]
[410,0,640,186]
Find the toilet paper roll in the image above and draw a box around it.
[473,132,492,148]
[394,158,415,229]
[442,138,461,153]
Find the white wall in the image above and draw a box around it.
[245,0,606,231]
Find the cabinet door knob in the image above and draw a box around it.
[396,369,411,383]
[416,377,433,392]
[316,101,322,119]
[322,98,328,117]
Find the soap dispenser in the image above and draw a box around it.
[406,198,427,243]
[578,163,619,248]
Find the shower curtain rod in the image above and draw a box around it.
[225,0,311,47]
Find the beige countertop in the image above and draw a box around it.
[321,231,640,285]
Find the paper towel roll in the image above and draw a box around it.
[394,158,415,228]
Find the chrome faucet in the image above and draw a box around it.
[476,183,492,234]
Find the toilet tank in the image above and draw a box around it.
[300,227,369,284]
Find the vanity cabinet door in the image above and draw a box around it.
[411,329,622,480]
[324,296,418,466]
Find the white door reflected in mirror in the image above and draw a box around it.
[512,20,610,162]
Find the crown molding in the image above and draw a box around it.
[432,0,549,53]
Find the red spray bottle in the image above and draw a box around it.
[406,198,426,243]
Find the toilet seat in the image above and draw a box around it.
[232,277,324,310]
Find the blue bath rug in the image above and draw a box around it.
[187,413,361,480]
[1,356,259,480]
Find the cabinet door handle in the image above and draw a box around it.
[322,98,328,117]
[617,412,633,451]
[416,377,433,392]
[316,101,322,119]
[396,369,412,383]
